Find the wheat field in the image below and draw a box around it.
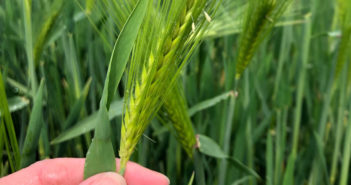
[0,0,351,184]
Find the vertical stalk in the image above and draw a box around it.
[282,13,312,185]
[23,0,37,94]
[266,127,274,185]
[339,101,351,185]
[218,86,236,184]
[193,149,205,185]
[218,34,236,185]
[330,66,348,185]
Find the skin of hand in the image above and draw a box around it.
[0,158,169,185]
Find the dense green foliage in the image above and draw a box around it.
[0,0,351,184]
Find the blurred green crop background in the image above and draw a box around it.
[1,0,351,185]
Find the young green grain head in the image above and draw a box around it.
[235,0,292,79]
[33,0,63,66]
[158,82,196,158]
[91,0,218,170]
[118,0,214,173]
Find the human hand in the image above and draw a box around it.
[0,158,169,185]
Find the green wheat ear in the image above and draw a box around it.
[87,0,214,162]
[235,0,292,79]
[33,0,63,66]
[158,82,196,158]
[119,0,210,173]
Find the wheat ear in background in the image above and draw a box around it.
[235,0,292,79]
[158,82,196,158]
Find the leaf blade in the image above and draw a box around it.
[101,0,149,109]
[20,80,45,168]
[50,100,123,145]
[84,107,116,178]
[198,134,261,180]
[188,91,234,117]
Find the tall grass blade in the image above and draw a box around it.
[63,78,91,129]
[188,91,235,116]
[266,131,274,185]
[99,0,148,109]
[330,65,348,185]
[188,171,195,185]
[22,0,37,94]
[334,0,351,82]
[50,100,123,145]
[193,149,205,185]
[312,131,331,185]
[198,134,260,180]
[62,34,83,99]
[282,13,312,185]
[339,102,351,185]
[1,121,15,173]
[0,72,20,171]
[20,80,45,168]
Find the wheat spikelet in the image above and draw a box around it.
[236,1,275,78]
[159,83,196,158]
[33,1,62,66]
[119,0,208,173]
[235,0,291,79]
[94,0,216,160]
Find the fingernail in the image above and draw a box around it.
[80,172,126,185]
[103,172,127,185]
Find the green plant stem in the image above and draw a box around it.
[282,13,312,185]
[330,66,348,185]
[193,149,205,185]
[219,88,236,184]
[23,0,37,94]
[0,72,20,171]
[339,101,351,185]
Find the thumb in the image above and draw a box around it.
[79,172,127,185]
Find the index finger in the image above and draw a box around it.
[0,158,169,185]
